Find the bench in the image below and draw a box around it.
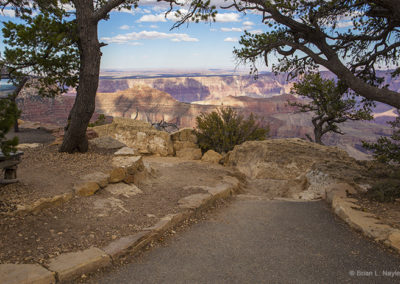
[0,151,23,184]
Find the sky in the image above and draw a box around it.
[0,1,268,72]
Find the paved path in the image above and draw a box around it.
[92,197,400,284]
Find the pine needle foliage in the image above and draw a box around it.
[363,115,400,164]
[195,107,269,153]
[0,98,20,156]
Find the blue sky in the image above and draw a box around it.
[0,2,267,71]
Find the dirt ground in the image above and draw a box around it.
[0,129,238,264]
[0,138,114,209]
[354,196,400,231]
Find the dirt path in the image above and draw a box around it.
[0,154,238,264]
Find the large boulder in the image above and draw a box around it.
[93,118,173,156]
[224,138,368,200]
[171,128,197,143]
[224,138,355,180]
[201,150,222,164]
[171,128,201,155]
[176,148,202,160]
[90,136,126,150]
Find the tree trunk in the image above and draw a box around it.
[59,0,100,153]
[314,127,323,145]
[12,77,28,133]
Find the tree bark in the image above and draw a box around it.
[11,77,28,133]
[314,127,323,145]
[59,0,100,153]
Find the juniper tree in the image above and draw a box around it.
[289,73,372,144]
[171,0,400,108]
[3,0,138,153]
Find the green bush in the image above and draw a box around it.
[0,98,20,155]
[195,107,269,153]
[366,179,400,202]
[363,115,400,164]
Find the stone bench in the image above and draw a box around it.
[0,151,23,184]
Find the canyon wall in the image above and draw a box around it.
[16,84,392,160]
[97,73,292,103]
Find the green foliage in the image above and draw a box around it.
[289,73,372,144]
[363,116,400,164]
[0,98,20,156]
[88,114,106,127]
[2,9,79,97]
[232,1,399,83]
[366,179,400,203]
[195,107,269,153]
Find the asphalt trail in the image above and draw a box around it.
[93,198,400,284]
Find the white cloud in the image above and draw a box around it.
[224,37,238,42]
[137,10,239,24]
[137,13,167,22]
[117,7,136,15]
[0,9,15,17]
[120,25,130,30]
[337,21,353,28]
[101,30,199,44]
[242,21,254,26]
[128,42,143,46]
[60,3,75,12]
[152,5,167,12]
[150,24,159,29]
[249,29,263,34]
[215,13,240,22]
[221,27,242,32]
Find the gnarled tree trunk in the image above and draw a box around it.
[59,0,101,153]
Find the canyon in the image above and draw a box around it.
[16,71,398,159]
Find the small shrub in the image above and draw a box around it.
[0,98,20,155]
[362,115,400,164]
[366,179,400,202]
[195,107,269,153]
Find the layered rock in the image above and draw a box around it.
[93,118,174,157]
[224,138,367,199]
[15,79,395,160]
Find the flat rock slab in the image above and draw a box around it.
[81,172,110,188]
[105,183,143,198]
[17,143,42,149]
[90,136,126,150]
[74,181,100,197]
[47,247,111,282]
[178,193,212,209]
[112,156,144,174]
[114,147,138,156]
[102,231,150,260]
[0,263,55,284]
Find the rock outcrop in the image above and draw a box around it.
[224,138,367,200]
[93,118,174,157]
